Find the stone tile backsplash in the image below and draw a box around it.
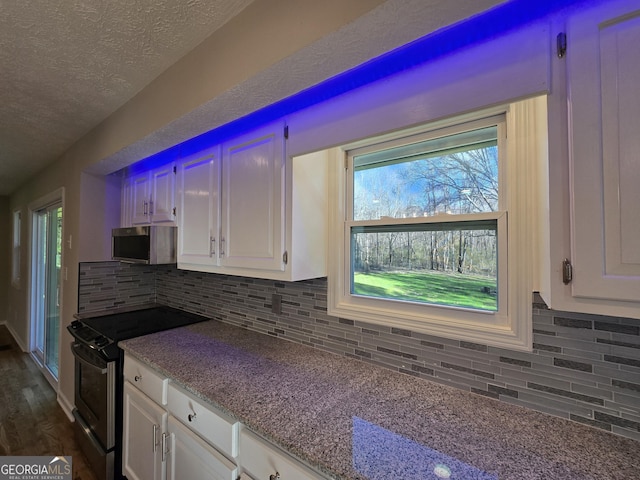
[78,262,156,312]
[79,261,640,441]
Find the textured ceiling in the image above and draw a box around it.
[0,0,254,195]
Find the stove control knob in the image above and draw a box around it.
[95,336,109,347]
[70,320,82,329]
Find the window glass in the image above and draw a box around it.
[349,125,500,312]
[353,126,498,220]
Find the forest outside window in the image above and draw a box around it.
[328,99,545,350]
[350,123,503,313]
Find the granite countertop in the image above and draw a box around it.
[120,319,640,480]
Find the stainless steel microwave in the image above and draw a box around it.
[112,226,177,264]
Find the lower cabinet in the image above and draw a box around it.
[123,381,166,480]
[122,353,327,480]
[239,428,323,480]
[166,415,237,480]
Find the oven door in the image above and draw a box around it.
[72,342,116,450]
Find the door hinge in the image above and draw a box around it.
[556,32,567,58]
[562,258,573,285]
[284,125,289,139]
[282,251,288,265]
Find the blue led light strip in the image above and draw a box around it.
[140,0,594,167]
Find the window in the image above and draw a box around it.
[12,209,21,287]
[329,99,546,350]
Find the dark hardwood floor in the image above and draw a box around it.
[0,325,98,480]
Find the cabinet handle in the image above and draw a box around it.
[220,237,225,256]
[188,412,196,422]
[161,432,168,462]
[143,201,148,215]
[210,236,216,257]
[153,424,159,453]
[149,198,154,215]
[134,375,142,382]
[269,473,280,480]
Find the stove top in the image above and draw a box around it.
[69,306,207,360]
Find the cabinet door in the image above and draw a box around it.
[123,381,167,480]
[151,165,176,224]
[176,149,220,267]
[220,123,285,271]
[166,416,238,480]
[131,172,151,225]
[239,428,322,480]
[567,0,640,302]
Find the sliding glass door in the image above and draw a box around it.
[32,202,63,380]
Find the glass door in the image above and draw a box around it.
[32,202,63,380]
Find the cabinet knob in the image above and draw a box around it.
[188,412,196,422]
[269,473,280,480]
[134,375,142,382]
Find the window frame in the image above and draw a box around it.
[328,99,545,351]
[347,116,506,315]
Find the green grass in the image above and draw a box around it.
[354,270,497,311]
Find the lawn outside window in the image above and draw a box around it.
[328,98,546,351]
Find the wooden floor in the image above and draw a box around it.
[0,325,98,480]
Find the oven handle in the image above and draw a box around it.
[71,343,108,374]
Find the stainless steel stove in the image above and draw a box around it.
[67,306,207,480]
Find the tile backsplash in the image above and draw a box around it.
[78,261,640,441]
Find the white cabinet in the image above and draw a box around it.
[220,123,284,271]
[122,356,169,480]
[123,354,239,480]
[176,122,327,281]
[123,381,167,480]
[165,384,239,480]
[239,428,324,480]
[175,146,220,267]
[166,416,237,480]
[548,0,640,318]
[125,163,177,226]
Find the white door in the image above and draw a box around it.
[123,382,167,480]
[166,416,237,480]
[220,122,285,271]
[131,172,151,225]
[151,165,176,224]
[176,148,220,267]
[567,0,640,301]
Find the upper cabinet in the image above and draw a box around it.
[176,122,328,281]
[220,124,284,272]
[553,0,640,316]
[123,163,177,227]
[567,1,640,301]
[174,145,220,269]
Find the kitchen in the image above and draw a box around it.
[2,0,640,479]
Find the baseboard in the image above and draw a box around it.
[58,391,75,422]
[4,322,28,352]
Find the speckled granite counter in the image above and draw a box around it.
[120,320,640,480]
